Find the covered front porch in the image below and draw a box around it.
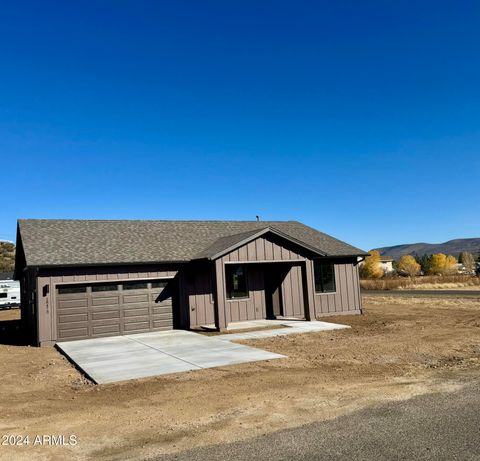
[212,258,316,330]
[186,227,322,331]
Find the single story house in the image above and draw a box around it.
[379,256,394,274]
[14,219,367,346]
[358,255,394,275]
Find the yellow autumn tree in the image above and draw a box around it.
[445,255,458,274]
[429,253,458,275]
[397,255,421,277]
[360,250,384,279]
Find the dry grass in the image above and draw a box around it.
[361,275,480,291]
[1,297,479,460]
[363,295,480,308]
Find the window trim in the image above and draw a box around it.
[225,264,250,300]
[313,261,337,294]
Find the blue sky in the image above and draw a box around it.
[1,1,479,250]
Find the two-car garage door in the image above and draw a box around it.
[56,279,174,341]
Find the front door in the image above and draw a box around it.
[265,265,284,319]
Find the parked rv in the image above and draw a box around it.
[0,273,20,308]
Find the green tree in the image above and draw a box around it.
[415,254,432,274]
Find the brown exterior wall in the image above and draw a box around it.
[25,233,362,345]
[20,268,37,344]
[280,264,305,318]
[214,236,362,326]
[183,262,216,328]
[224,264,267,323]
[221,234,306,263]
[216,234,314,326]
[312,259,363,315]
[35,264,181,346]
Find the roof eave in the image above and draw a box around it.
[25,260,190,270]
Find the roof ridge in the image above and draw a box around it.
[18,219,296,224]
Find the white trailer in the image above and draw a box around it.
[0,279,20,308]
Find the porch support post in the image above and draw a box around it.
[303,260,316,321]
[213,259,227,330]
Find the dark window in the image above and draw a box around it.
[151,280,168,289]
[58,284,87,294]
[226,264,249,299]
[92,283,119,292]
[314,261,336,293]
[122,281,148,290]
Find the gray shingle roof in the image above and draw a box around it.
[194,228,270,260]
[18,219,366,267]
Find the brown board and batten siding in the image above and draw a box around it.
[184,263,216,327]
[36,264,179,345]
[222,235,306,263]
[312,259,362,315]
[16,219,366,345]
[217,235,311,325]
[222,265,266,323]
[280,264,305,318]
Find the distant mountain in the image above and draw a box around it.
[375,238,480,260]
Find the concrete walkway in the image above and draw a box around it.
[218,319,350,342]
[57,330,285,384]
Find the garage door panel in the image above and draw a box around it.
[56,280,174,342]
[153,312,172,320]
[122,294,149,304]
[91,303,122,311]
[153,319,173,329]
[124,314,150,324]
[124,321,150,332]
[92,325,121,336]
[123,307,149,317]
[150,293,171,301]
[121,300,150,308]
[92,310,121,320]
[92,317,121,327]
[58,313,88,324]
[57,307,89,316]
[58,299,88,309]
[154,300,172,306]
[92,296,121,307]
[58,320,89,330]
[58,327,89,339]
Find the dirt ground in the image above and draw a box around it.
[0,295,479,461]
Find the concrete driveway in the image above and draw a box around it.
[57,330,285,384]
